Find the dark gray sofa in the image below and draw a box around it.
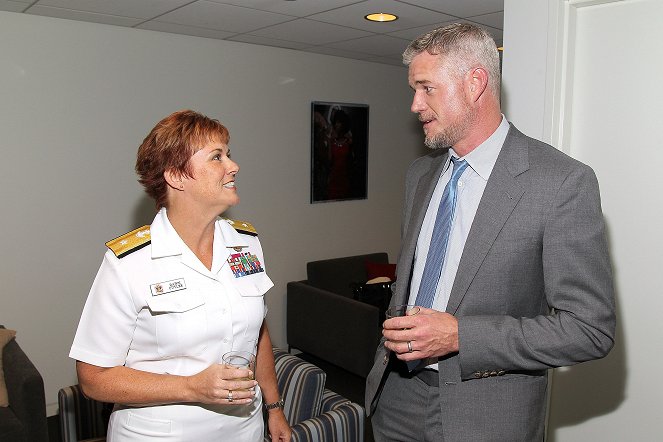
[0,325,48,442]
[286,253,389,377]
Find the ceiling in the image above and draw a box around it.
[2,0,504,67]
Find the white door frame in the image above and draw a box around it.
[543,0,625,152]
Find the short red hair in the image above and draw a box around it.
[136,110,230,209]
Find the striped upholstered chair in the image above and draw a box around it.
[57,384,111,442]
[268,349,364,442]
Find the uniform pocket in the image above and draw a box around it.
[125,411,172,436]
[230,273,271,346]
[147,291,208,357]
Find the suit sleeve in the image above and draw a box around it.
[457,163,616,380]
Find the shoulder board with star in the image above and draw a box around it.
[106,225,151,258]
[223,218,258,236]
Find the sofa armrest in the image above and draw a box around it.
[3,337,48,442]
[287,281,381,377]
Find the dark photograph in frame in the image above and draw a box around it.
[311,101,369,203]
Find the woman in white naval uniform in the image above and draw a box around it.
[70,110,291,441]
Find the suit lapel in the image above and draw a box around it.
[446,125,530,314]
[394,152,449,304]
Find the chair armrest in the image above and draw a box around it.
[272,349,326,425]
[287,281,381,377]
[58,385,111,442]
[320,388,354,413]
[58,385,79,442]
[265,391,364,442]
[3,338,48,442]
[289,390,364,442]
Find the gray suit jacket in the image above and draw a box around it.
[365,124,615,441]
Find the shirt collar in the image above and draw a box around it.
[449,115,509,181]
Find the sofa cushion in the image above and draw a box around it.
[365,260,396,281]
[0,328,17,407]
[307,253,388,297]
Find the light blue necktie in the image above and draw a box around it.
[415,157,469,309]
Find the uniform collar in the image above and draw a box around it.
[150,208,185,259]
[150,208,251,275]
[216,218,250,252]
[212,218,249,272]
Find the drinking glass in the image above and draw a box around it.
[222,351,256,382]
[385,304,421,319]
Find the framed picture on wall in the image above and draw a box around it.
[311,101,369,203]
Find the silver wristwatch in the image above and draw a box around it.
[264,398,285,410]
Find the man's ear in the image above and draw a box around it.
[468,67,488,102]
[164,168,184,190]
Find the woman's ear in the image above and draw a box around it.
[164,168,184,190]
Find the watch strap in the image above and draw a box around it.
[264,398,284,410]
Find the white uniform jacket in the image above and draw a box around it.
[70,208,274,441]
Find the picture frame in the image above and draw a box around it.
[311,101,369,203]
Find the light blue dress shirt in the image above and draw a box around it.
[408,116,510,313]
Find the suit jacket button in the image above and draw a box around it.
[473,372,482,379]
[490,371,498,377]
[383,355,389,365]
[482,371,490,378]
[497,370,506,376]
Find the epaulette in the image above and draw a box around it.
[106,225,151,258]
[223,218,258,236]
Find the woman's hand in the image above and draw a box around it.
[186,363,257,405]
[267,409,292,442]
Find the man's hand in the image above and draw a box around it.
[382,308,459,360]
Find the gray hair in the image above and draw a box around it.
[403,23,501,100]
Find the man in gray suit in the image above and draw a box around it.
[366,23,615,441]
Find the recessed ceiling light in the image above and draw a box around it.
[364,13,398,23]
[497,46,504,52]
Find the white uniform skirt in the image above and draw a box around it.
[107,392,263,442]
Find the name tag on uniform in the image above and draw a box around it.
[150,278,187,296]
[227,252,265,278]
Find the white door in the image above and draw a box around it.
[546,0,663,440]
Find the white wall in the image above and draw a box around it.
[500,0,551,139]
[503,0,662,440]
[0,11,422,414]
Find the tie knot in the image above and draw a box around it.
[450,157,469,181]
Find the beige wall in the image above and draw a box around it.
[0,11,423,414]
